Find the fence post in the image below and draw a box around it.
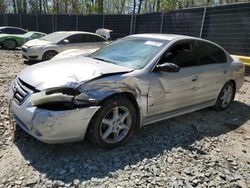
[4,14,8,25]
[3,13,6,25]
[199,7,207,38]
[55,14,57,31]
[129,14,134,35]
[160,12,164,33]
[102,14,105,28]
[76,15,78,31]
[36,14,39,31]
[133,14,137,34]
[19,14,22,28]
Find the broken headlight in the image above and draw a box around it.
[30,87,97,111]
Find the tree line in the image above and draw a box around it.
[0,0,249,14]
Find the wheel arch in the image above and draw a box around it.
[42,49,58,60]
[3,38,18,48]
[88,91,142,133]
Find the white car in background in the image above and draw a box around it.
[51,48,96,60]
[21,29,111,61]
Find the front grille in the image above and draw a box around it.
[12,78,36,105]
[21,47,27,52]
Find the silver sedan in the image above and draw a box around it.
[10,34,244,149]
[21,30,110,61]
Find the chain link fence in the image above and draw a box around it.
[0,3,250,56]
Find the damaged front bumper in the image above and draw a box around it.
[10,91,100,144]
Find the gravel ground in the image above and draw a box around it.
[0,49,250,188]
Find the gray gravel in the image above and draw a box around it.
[0,49,250,188]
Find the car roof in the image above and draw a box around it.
[0,26,26,31]
[53,31,99,35]
[130,34,195,41]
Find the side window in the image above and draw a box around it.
[159,41,197,68]
[3,28,11,34]
[3,28,26,34]
[198,41,227,65]
[31,33,40,39]
[65,34,85,43]
[14,28,26,34]
[85,35,106,42]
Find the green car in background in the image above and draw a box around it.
[0,31,46,50]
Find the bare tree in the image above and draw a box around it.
[138,0,143,14]
[72,0,78,14]
[96,0,103,13]
[0,0,5,14]
[12,0,17,13]
[113,0,126,14]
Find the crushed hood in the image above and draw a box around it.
[18,56,133,90]
[24,39,53,47]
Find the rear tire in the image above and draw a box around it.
[213,81,235,111]
[42,50,58,61]
[3,39,17,50]
[87,96,137,149]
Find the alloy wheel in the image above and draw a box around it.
[220,85,233,108]
[100,106,132,144]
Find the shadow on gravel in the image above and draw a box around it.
[14,101,250,183]
[23,60,40,65]
[0,46,21,51]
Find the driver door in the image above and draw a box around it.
[148,40,201,116]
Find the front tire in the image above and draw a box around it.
[42,50,58,61]
[3,39,17,50]
[87,96,137,149]
[214,81,235,111]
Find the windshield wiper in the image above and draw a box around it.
[92,57,117,65]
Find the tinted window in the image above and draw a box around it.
[65,34,84,43]
[41,32,71,43]
[4,28,26,34]
[84,34,106,42]
[197,41,227,65]
[159,41,197,68]
[66,34,105,43]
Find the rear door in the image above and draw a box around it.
[195,40,229,103]
[58,34,107,52]
[78,34,108,50]
[58,34,85,52]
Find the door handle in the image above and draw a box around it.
[192,76,199,81]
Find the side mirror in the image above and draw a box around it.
[62,39,69,44]
[155,62,180,73]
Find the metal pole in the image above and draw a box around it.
[199,7,207,38]
[102,14,105,28]
[3,13,6,25]
[160,12,164,33]
[76,15,78,31]
[36,14,39,31]
[52,14,54,32]
[19,14,22,28]
[129,14,133,35]
[55,14,57,31]
[133,14,136,34]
